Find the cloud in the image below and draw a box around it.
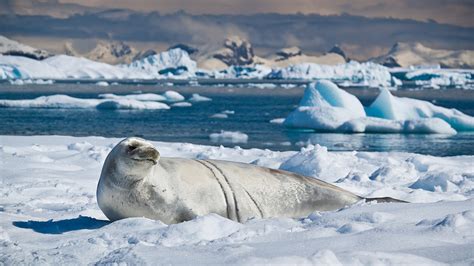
[52,0,474,27]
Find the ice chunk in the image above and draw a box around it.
[162,90,185,102]
[188,93,212,102]
[209,131,248,144]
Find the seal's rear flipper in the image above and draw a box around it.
[365,197,408,203]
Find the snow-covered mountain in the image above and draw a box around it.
[375,42,474,68]
[0,35,51,60]
[85,41,137,65]
[260,46,346,68]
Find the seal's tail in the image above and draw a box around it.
[365,197,408,203]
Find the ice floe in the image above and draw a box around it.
[0,135,473,264]
[0,94,170,110]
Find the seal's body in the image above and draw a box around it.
[98,138,392,224]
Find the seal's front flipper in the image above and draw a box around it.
[365,197,408,203]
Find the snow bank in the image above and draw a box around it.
[0,95,170,110]
[284,81,474,133]
[209,130,249,143]
[0,135,473,264]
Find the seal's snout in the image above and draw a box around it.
[124,138,160,165]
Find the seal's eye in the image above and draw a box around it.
[128,144,138,151]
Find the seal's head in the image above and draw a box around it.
[104,137,160,182]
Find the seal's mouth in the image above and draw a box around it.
[131,158,158,165]
[128,143,160,165]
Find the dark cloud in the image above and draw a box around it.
[1,11,473,60]
[52,0,474,27]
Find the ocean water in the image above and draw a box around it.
[0,84,473,156]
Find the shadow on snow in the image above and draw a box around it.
[13,215,110,234]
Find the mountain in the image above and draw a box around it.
[375,42,474,68]
[85,41,137,65]
[0,35,51,60]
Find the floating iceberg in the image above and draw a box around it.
[284,80,365,131]
[162,90,185,102]
[0,94,170,110]
[188,93,212,102]
[366,87,474,132]
[284,81,474,134]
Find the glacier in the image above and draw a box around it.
[284,81,474,134]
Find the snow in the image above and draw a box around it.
[0,135,473,264]
[0,94,170,110]
[209,130,249,144]
[284,81,474,134]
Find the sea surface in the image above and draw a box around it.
[1,84,473,156]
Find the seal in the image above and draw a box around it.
[97,137,404,224]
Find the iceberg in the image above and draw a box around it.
[284,80,366,131]
[267,61,393,87]
[127,48,197,78]
[366,88,474,131]
[284,81,474,134]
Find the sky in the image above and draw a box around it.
[57,0,474,27]
[1,0,473,59]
